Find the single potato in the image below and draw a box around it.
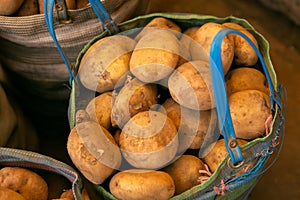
[78,35,136,93]
[161,98,218,154]
[225,67,269,95]
[222,22,259,66]
[163,155,208,194]
[0,187,26,200]
[228,89,272,139]
[191,22,234,75]
[119,110,178,169]
[109,169,175,200]
[130,29,180,83]
[0,167,48,200]
[85,91,113,130]
[67,120,121,184]
[0,0,24,15]
[135,17,182,41]
[168,60,215,110]
[111,78,157,128]
[15,0,38,16]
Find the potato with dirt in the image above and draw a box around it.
[0,167,48,200]
[161,98,218,154]
[85,91,113,130]
[222,22,259,66]
[163,155,209,194]
[135,17,182,41]
[111,78,158,128]
[109,169,175,200]
[0,0,24,15]
[168,60,215,110]
[228,89,272,139]
[78,35,136,93]
[190,22,235,75]
[130,29,180,83]
[119,110,178,169]
[225,67,269,95]
[67,111,122,184]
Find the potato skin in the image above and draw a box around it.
[0,0,24,15]
[67,120,121,184]
[226,67,269,95]
[130,29,179,83]
[0,167,48,200]
[119,110,178,169]
[168,60,215,110]
[229,89,271,139]
[111,78,158,128]
[135,17,182,41]
[191,22,234,75]
[222,22,259,66]
[109,169,175,200]
[78,35,136,93]
[163,155,207,194]
[162,98,218,154]
[15,0,38,16]
[85,91,113,130]
[0,187,26,200]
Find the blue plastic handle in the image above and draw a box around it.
[44,0,118,85]
[209,28,276,166]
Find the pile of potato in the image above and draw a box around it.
[0,0,89,16]
[67,17,272,199]
[0,166,90,200]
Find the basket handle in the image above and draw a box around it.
[44,0,118,85]
[209,28,278,166]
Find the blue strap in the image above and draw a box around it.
[44,0,118,85]
[210,28,277,166]
[88,0,119,35]
[44,0,75,86]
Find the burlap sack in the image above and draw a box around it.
[0,0,150,135]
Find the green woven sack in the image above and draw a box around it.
[46,2,286,199]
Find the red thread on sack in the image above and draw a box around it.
[213,180,226,195]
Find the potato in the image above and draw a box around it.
[202,138,248,173]
[161,98,218,154]
[15,0,38,16]
[228,89,272,139]
[0,167,48,200]
[226,67,269,95]
[76,0,89,9]
[119,110,178,169]
[135,17,182,41]
[0,187,25,200]
[58,188,90,200]
[78,35,136,93]
[85,91,113,130]
[163,155,207,194]
[168,60,215,110]
[130,29,180,83]
[191,22,234,74]
[177,27,200,66]
[109,169,175,200]
[111,78,158,128]
[67,119,121,184]
[222,22,259,66]
[0,0,24,15]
